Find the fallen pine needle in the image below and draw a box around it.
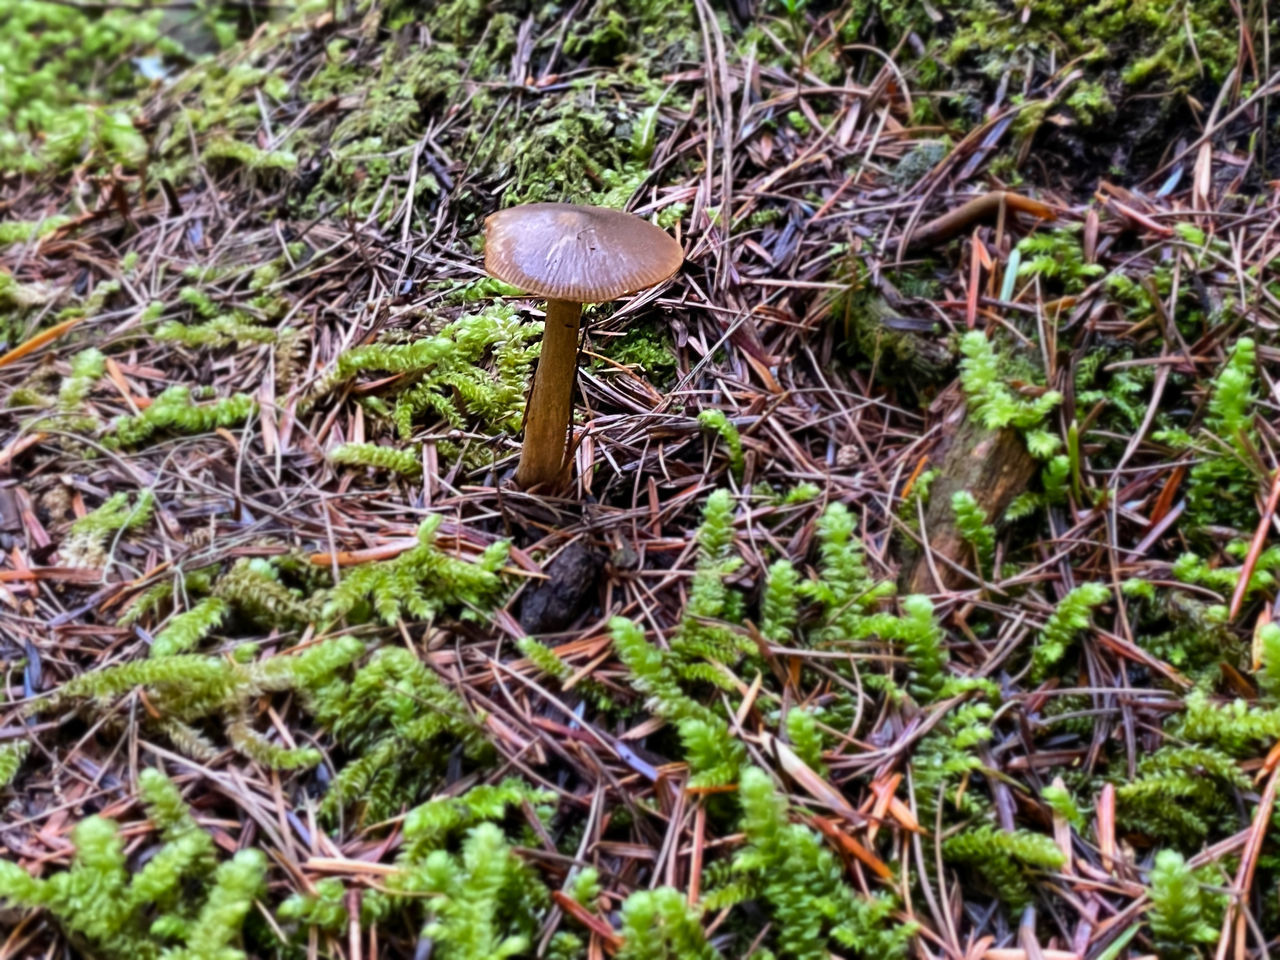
[0,315,86,371]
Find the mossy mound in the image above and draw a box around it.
[0,0,258,174]
[840,0,1272,182]
[135,0,700,231]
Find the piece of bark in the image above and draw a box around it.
[901,401,1038,594]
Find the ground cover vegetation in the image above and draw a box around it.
[2,0,1280,957]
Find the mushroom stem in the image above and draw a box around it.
[516,298,582,489]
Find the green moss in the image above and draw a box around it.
[0,217,71,246]
[311,304,539,443]
[0,0,159,172]
[1065,81,1115,124]
[0,768,264,960]
[0,0,275,174]
[310,645,494,821]
[1017,227,1106,295]
[61,491,155,568]
[201,137,298,171]
[599,322,678,380]
[296,0,697,225]
[0,741,29,788]
[697,409,745,479]
[846,0,1263,157]
[106,386,256,449]
[322,515,509,627]
[329,442,423,478]
[891,140,948,187]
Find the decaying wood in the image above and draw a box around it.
[901,402,1038,594]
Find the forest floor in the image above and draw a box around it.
[3,1,1280,958]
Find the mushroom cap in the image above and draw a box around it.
[484,203,683,303]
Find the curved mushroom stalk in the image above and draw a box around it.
[516,298,581,489]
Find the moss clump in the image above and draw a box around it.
[201,137,297,171]
[310,304,539,444]
[855,0,1245,90]
[329,442,423,478]
[106,386,256,449]
[40,636,363,769]
[0,217,71,247]
[0,1,257,174]
[0,768,265,960]
[845,0,1266,171]
[322,515,509,627]
[296,0,697,225]
[60,491,155,569]
[598,322,678,380]
[309,646,494,822]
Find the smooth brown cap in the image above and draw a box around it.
[484,203,683,303]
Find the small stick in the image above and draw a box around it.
[1213,759,1280,960]
[906,191,1056,251]
[1229,467,1280,620]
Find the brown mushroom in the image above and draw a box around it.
[484,203,683,489]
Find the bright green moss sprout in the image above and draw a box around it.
[62,491,155,568]
[952,490,996,577]
[1041,783,1086,830]
[1147,850,1221,954]
[151,597,230,657]
[107,386,256,448]
[328,442,423,478]
[785,706,827,774]
[1116,744,1246,845]
[1258,622,1280,701]
[74,515,512,778]
[71,491,155,538]
[309,646,492,821]
[516,635,613,710]
[374,822,547,960]
[287,779,555,949]
[1184,337,1260,529]
[399,780,554,859]
[322,515,509,626]
[312,305,539,440]
[41,637,363,769]
[697,408,745,479]
[801,500,897,647]
[1016,228,1105,294]
[156,313,280,348]
[670,488,754,674]
[612,616,746,788]
[0,741,29,788]
[1031,582,1110,681]
[59,348,106,408]
[0,768,264,960]
[202,137,298,171]
[618,887,721,960]
[942,824,1066,909]
[0,217,71,246]
[732,767,913,960]
[958,330,1061,433]
[1174,690,1280,757]
[896,593,954,700]
[760,559,800,644]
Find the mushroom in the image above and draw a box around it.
[484,202,683,489]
